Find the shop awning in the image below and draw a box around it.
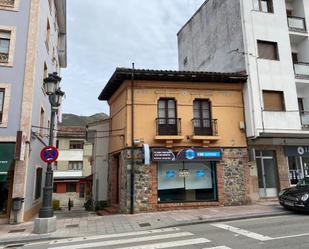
[0,143,15,182]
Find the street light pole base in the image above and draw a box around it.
[33,216,56,234]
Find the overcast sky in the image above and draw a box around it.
[60,0,205,116]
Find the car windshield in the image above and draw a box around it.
[297,177,309,187]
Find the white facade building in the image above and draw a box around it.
[178,0,309,199]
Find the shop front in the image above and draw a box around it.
[153,148,221,204]
[0,143,15,218]
[285,146,309,185]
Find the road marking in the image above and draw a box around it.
[212,223,272,241]
[271,232,309,240]
[202,247,232,249]
[49,227,180,244]
[114,238,211,249]
[49,232,194,249]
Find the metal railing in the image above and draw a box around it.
[287,16,307,32]
[294,62,309,79]
[156,118,181,136]
[0,52,8,63]
[192,118,218,136]
[300,111,309,127]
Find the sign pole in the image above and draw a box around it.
[39,105,56,218]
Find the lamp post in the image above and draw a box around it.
[35,73,64,231]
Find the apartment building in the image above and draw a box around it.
[178,0,309,199]
[99,68,248,213]
[0,0,66,223]
[54,125,92,208]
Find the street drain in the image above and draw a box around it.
[66,224,79,228]
[8,229,26,233]
[139,223,151,227]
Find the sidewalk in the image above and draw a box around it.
[0,201,291,245]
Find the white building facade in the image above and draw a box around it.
[178,0,309,200]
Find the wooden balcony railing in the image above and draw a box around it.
[192,118,218,136]
[0,0,14,7]
[156,118,181,136]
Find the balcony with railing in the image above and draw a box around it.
[192,118,218,136]
[155,118,184,141]
[0,52,8,63]
[294,62,309,79]
[300,111,309,128]
[0,0,14,8]
[191,118,220,143]
[288,16,307,33]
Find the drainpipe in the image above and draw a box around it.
[130,63,135,214]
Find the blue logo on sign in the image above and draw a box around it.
[196,170,205,177]
[166,170,175,178]
[197,151,221,157]
[185,149,196,160]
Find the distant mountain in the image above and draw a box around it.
[59,113,109,127]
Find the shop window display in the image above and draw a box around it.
[157,162,217,202]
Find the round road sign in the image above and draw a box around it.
[40,146,59,163]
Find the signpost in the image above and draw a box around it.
[40,146,59,164]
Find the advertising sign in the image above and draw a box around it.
[176,148,222,161]
[152,148,222,162]
[152,148,175,161]
[284,146,309,157]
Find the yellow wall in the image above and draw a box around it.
[108,80,247,153]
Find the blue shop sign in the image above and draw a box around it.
[152,148,222,162]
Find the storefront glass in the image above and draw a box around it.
[0,143,15,215]
[157,161,217,202]
[288,156,309,185]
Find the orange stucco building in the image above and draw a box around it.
[99,68,250,213]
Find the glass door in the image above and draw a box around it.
[256,151,278,197]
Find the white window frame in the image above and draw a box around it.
[0,26,16,67]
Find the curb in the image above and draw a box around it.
[0,236,71,247]
[161,211,292,229]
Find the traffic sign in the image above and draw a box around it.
[40,146,59,163]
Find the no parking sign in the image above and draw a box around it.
[40,146,59,163]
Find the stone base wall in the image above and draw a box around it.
[220,148,250,205]
[111,147,250,214]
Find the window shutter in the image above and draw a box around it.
[263,91,285,111]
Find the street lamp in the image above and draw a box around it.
[38,72,64,220]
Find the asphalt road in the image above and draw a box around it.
[4,214,309,249]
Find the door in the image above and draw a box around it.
[256,151,278,197]
[157,99,177,135]
[193,99,212,135]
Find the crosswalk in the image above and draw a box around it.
[25,227,232,249]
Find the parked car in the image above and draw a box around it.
[279,177,309,212]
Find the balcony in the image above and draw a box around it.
[0,52,8,63]
[288,16,307,33]
[155,118,184,142]
[300,111,309,128]
[294,62,309,79]
[0,0,14,8]
[191,118,221,144]
[192,118,218,136]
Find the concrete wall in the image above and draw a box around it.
[88,120,109,202]
[24,0,64,213]
[178,0,245,73]
[178,0,309,138]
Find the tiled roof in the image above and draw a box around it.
[98,68,247,101]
